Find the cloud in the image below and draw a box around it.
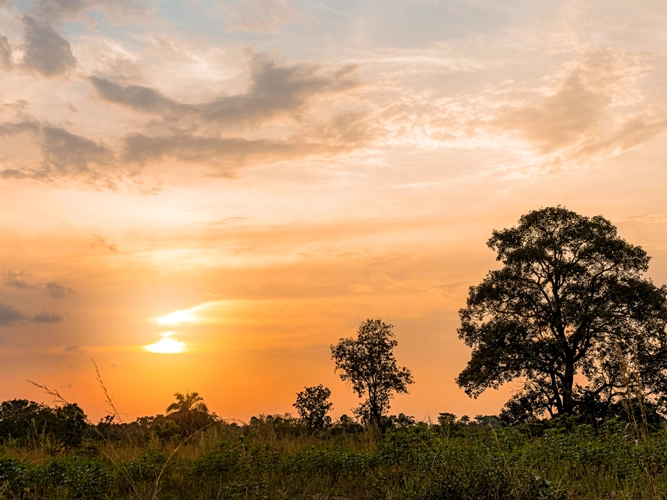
[398,48,667,172]
[91,55,361,127]
[21,14,77,77]
[45,282,74,298]
[0,120,118,183]
[123,112,375,171]
[3,270,35,290]
[41,125,113,174]
[31,310,65,323]
[493,50,653,156]
[64,344,79,352]
[0,303,27,326]
[0,120,40,136]
[29,0,86,23]
[92,234,118,252]
[0,36,11,68]
[0,0,11,9]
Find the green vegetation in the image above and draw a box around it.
[4,412,667,499]
[2,206,667,498]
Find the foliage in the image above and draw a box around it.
[293,385,333,432]
[8,417,667,499]
[0,399,88,450]
[165,391,215,436]
[331,319,414,430]
[457,206,667,421]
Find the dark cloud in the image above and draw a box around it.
[0,120,116,182]
[41,125,113,174]
[0,36,11,68]
[45,282,74,298]
[3,270,34,290]
[0,120,40,137]
[31,310,65,323]
[0,169,29,179]
[64,345,79,352]
[0,303,27,326]
[91,56,361,127]
[21,15,77,77]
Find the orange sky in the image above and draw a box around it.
[1,0,666,423]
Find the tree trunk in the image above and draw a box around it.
[561,360,575,415]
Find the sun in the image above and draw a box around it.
[144,332,186,354]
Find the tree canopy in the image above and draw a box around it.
[456,206,667,422]
[331,319,413,429]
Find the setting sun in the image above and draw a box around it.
[144,332,186,354]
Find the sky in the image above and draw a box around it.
[1,0,666,423]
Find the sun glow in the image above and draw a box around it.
[155,301,225,326]
[156,309,198,326]
[144,332,186,354]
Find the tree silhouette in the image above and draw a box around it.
[457,207,667,421]
[293,385,333,432]
[166,391,213,435]
[167,391,208,414]
[331,319,413,430]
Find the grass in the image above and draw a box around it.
[3,418,667,499]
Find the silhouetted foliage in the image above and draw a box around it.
[0,399,87,450]
[166,391,215,436]
[457,206,667,422]
[293,384,333,432]
[331,319,414,430]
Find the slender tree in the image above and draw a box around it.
[331,319,413,429]
[457,207,667,422]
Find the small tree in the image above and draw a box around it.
[457,206,667,422]
[331,319,414,430]
[293,384,333,431]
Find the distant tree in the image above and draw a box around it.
[166,391,213,435]
[457,207,667,422]
[331,319,414,430]
[293,385,333,432]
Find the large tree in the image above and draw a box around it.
[457,207,667,422]
[331,319,413,429]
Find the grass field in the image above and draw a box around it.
[2,415,667,499]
